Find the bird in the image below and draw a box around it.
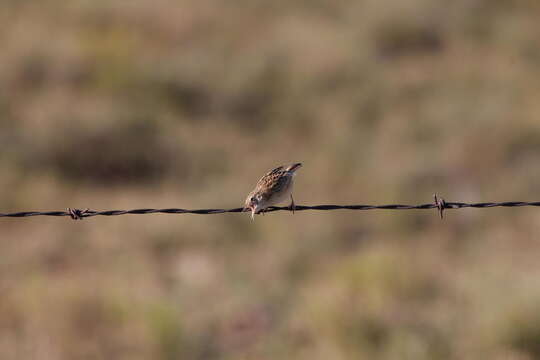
[244,163,302,220]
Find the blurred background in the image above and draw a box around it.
[2,0,540,359]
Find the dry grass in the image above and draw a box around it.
[2,0,540,359]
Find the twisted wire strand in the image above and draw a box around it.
[2,197,540,220]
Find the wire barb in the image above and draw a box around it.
[68,208,90,220]
[433,194,446,219]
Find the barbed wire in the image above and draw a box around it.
[1,195,540,221]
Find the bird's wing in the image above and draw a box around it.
[255,166,283,187]
[265,166,284,177]
[257,171,290,201]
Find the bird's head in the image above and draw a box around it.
[244,193,264,220]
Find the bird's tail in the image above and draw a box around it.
[286,163,302,173]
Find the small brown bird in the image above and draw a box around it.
[244,163,302,220]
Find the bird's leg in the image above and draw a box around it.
[290,194,296,214]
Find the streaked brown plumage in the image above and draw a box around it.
[244,163,302,220]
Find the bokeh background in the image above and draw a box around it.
[2,0,540,359]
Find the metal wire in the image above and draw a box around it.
[1,195,540,220]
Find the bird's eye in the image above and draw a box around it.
[250,196,256,203]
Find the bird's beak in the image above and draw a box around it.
[244,205,256,220]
